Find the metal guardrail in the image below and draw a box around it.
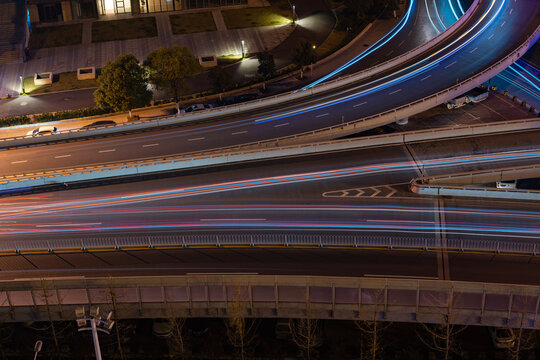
[4,233,539,255]
[1,275,538,329]
[0,0,482,147]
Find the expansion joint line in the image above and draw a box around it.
[434,198,451,280]
[403,143,424,178]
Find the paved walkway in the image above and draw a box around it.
[0,13,293,99]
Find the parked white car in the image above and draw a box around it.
[26,126,58,137]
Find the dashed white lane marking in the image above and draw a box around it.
[231,131,247,135]
[188,137,205,141]
[54,154,71,159]
[386,50,393,56]
[274,122,289,127]
[445,61,456,69]
[488,34,494,40]
[99,149,116,153]
[408,30,412,36]
[469,47,477,53]
[353,101,367,107]
[142,143,159,148]
[11,160,27,164]
[421,75,432,81]
[389,89,402,95]
[200,218,266,221]
[509,8,513,14]
[500,21,506,28]
[315,113,329,118]
[398,40,405,47]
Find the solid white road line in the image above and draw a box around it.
[98,149,116,153]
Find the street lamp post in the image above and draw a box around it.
[241,40,245,58]
[76,306,115,360]
[33,340,43,360]
[292,4,296,23]
[19,75,25,95]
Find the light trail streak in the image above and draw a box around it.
[255,0,506,124]
[302,0,416,89]
[0,147,538,219]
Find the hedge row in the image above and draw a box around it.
[0,115,31,128]
[33,107,109,122]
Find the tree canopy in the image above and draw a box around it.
[293,40,317,78]
[94,54,152,113]
[208,66,232,93]
[257,50,276,80]
[144,46,202,102]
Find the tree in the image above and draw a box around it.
[207,66,232,94]
[144,46,202,114]
[354,320,392,360]
[289,318,322,360]
[293,41,317,79]
[257,50,275,82]
[257,50,275,91]
[345,0,373,18]
[94,54,152,118]
[224,287,258,360]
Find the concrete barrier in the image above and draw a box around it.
[410,164,540,201]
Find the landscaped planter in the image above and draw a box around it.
[199,55,217,68]
[34,72,53,86]
[77,67,96,80]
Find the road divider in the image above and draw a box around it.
[410,164,540,201]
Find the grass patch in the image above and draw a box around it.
[316,29,347,59]
[217,54,245,66]
[92,17,157,42]
[23,71,99,95]
[28,24,83,49]
[222,0,292,29]
[170,12,217,34]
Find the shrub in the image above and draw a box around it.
[0,115,31,128]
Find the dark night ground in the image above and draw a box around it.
[0,317,538,359]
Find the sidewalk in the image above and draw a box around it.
[0,10,294,100]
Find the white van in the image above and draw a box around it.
[26,126,58,137]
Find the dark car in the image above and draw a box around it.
[81,120,116,130]
[181,103,213,113]
[233,93,259,104]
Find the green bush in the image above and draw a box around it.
[0,115,31,128]
[33,107,109,122]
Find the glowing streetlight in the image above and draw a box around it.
[292,4,296,23]
[19,75,25,94]
[241,40,245,58]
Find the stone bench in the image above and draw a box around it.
[199,55,217,68]
[34,72,52,86]
[77,67,96,80]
